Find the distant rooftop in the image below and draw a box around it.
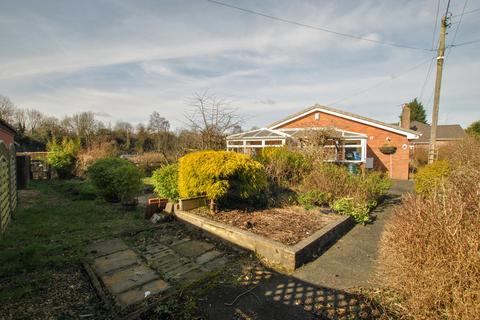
[410,121,466,143]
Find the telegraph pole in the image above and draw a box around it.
[428,12,449,163]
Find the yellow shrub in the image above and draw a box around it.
[178,151,268,208]
[415,160,450,195]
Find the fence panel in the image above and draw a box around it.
[0,142,11,234]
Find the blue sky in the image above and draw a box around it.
[0,0,479,129]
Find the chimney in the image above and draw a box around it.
[401,103,411,129]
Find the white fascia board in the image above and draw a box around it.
[269,107,420,139]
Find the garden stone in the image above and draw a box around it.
[150,213,173,224]
[100,264,160,294]
[164,202,176,214]
[86,238,129,258]
[94,249,139,275]
[170,240,215,258]
[195,250,223,265]
[116,278,170,306]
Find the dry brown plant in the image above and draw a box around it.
[377,137,480,320]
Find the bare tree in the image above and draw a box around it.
[184,91,244,150]
[25,109,44,134]
[0,95,16,123]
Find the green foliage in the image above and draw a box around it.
[297,190,327,210]
[256,147,311,189]
[466,120,480,139]
[301,163,391,222]
[0,180,147,302]
[47,137,79,179]
[178,151,268,210]
[404,98,427,124]
[415,160,450,195]
[331,197,371,224]
[87,157,142,203]
[151,164,179,201]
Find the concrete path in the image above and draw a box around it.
[292,180,413,289]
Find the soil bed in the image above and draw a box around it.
[191,206,341,246]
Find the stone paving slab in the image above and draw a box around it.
[101,264,160,294]
[116,279,170,306]
[86,238,129,258]
[196,250,223,265]
[170,240,215,258]
[203,256,229,271]
[94,249,139,275]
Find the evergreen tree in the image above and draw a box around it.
[403,98,428,124]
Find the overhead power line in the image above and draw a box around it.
[327,57,434,107]
[420,0,441,101]
[451,7,480,17]
[445,0,469,61]
[449,38,480,47]
[206,0,434,52]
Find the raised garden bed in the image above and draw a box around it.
[174,199,354,271]
[190,206,339,246]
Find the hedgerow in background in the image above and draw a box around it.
[47,137,79,179]
[414,160,450,195]
[178,151,268,212]
[87,157,142,204]
[256,147,311,190]
[151,164,179,201]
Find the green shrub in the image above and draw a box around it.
[47,137,79,179]
[301,163,391,222]
[151,164,179,201]
[87,157,142,204]
[331,197,371,224]
[178,151,268,212]
[361,171,392,201]
[297,190,327,210]
[256,147,311,189]
[415,160,450,195]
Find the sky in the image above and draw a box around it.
[0,0,479,130]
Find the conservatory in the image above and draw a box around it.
[226,127,367,163]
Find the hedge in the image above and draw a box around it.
[178,151,268,212]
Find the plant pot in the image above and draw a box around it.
[379,145,397,155]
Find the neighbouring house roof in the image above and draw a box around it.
[226,127,367,140]
[0,118,17,135]
[410,121,466,144]
[267,104,420,139]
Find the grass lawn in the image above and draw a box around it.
[0,179,149,318]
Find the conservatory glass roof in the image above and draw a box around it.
[226,127,367,140]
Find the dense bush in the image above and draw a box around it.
[151,164,179,201]
[256,147,311,189]
[178,151,268,212]
[297,190,327,210]
[301,163,391,222]
[414,159,450,195]
[87,157,142,204]
[331,197,371,224]
[76,142,119,177]
[378,138,480,320]
[47,138,79,179]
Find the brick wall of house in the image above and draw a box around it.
[0,127,14,145]
[274,111,411,180]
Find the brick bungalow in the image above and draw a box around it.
[226,104,420,180]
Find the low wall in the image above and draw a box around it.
[175,210,354,271]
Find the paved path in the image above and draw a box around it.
[292,180,413,289]
[86,236,229,307]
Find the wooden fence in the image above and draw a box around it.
[0,141,17,235]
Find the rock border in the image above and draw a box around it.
[174,209,354,271]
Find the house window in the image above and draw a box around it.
[315,112,320,120]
